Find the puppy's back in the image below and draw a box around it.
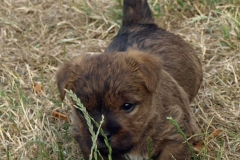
[105,0,202,101]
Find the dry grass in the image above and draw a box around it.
[0,0,239,159]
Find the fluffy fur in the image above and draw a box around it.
[56,0,203,159]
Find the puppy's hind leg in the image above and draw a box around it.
[122,0,154,26]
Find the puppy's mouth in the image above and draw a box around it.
[97,135,133,156]
[98,144,133,156]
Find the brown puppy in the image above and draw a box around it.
[56,0,202,159]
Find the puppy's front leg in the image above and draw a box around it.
[159,140,190,160]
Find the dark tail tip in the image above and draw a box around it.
[122,0,154,26]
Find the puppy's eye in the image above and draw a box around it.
[122,103,135,113]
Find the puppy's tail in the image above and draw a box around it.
[122,0,154,26]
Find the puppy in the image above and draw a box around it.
[56,0,203,159]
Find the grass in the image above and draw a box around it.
[67,90,112,160]
[0,0,239,159]
[167,117,198,160]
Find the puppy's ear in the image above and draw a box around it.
[56,55,85,100]
[127,50,162,92]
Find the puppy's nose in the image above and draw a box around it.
[98,132,112,143]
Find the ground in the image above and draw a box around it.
[0,0,239,159]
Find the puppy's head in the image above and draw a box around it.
[56,50,162,156]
